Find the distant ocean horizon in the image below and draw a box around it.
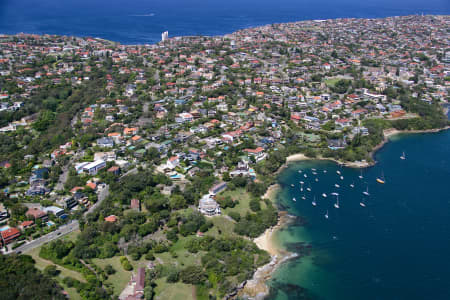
[0,0,449,44]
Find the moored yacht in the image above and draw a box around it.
[400,151,406,160]
[363,186,370,196]
[376,171,385,184]
[334,195,340,209]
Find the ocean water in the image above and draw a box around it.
[269,129,450,300]
[0,0,449,44]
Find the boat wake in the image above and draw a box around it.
[130,13,156,17]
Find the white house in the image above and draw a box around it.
[82,160,106,175]
[198,194,221,216]
[175,113,194,123]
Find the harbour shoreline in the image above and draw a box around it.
[244,125,450,299]
[241,208,298,299]
[284,126,450,169]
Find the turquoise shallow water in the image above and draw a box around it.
[268,129,450,300]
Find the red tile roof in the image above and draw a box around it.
[20,220,34,228]
[1,227,20,240]
[104,215,117,222]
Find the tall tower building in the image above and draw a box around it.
[161,31,169,42]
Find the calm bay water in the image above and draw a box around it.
[269,129,450,300]
[0,0,449,44]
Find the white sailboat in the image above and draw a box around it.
[304,173,307,178]
[350,182,355,188]
[302,196,306,200]
[300,181,304,192]
[363,186,370,196]
[325,210,329,219]
[323,170,327,173]
[359,199,366,207]
[334,195,340,209]
[322,193,327,198]
[336,170,341,175]
[331,192,339,196]
[298,170,302,173]
[315,178,319,182]
[335,183,340,188]
[293,197,296,202]
[359,170,363,179]
[400,151,406,160]
[340,176,344,180]
[291,184,295,187]
[307,184,312,192]
[312,168,317,171]
[312,196,317,207]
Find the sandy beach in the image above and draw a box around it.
[262,183,280,204]
[286,153,372,168]
[383,126,450,139]
[253,213,284,256]
[241,211,296,299]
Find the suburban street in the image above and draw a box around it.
[8,184,110,255]
[9,220,79,254]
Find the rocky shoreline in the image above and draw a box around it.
[239,211,297,299]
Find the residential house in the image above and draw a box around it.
[43,206,67,219]
[198,194,221,216]
[26,207,48,222]
[82,160,106,175]
[1,227,21,246]
[97,137,114,148]
[209,182,227,195]
[107,166,121,176]
[243,147,266,162]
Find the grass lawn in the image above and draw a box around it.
[153,236,204,268]
[221,188,251,217]
[27,246,86,283]
[325,78,340,87]
[58,281,82,300]
[154,278,194,300]
[92,256,133,296]
[61,229,80,242]
[207,216,235,237]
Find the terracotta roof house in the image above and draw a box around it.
[19,220,34,230]
[107,166,120,175]
[243,147,266,161]
[123,127,138,136]
[70,186,85,194]
[104,215,117,222]
[86,182,97,190]
[26,207,48,221]
[1,227,21,245]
